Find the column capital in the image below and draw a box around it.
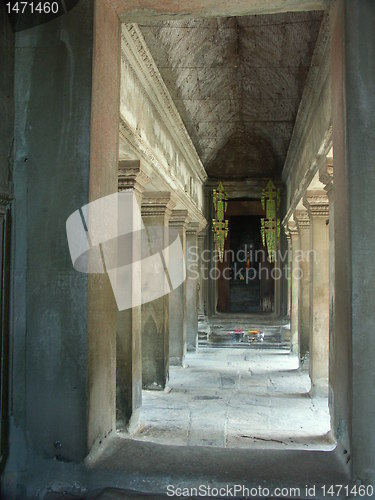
[186,221,200,236]
[319,159,334,200]
[198,228,208,240]
[287,220,299,236]
[303,190,329,218]
[294,208,310,229]
[169,209,190,228]
[198,220,208,239]
[282,222,291,240]
[118,159,150,200]
[141,191,176,217]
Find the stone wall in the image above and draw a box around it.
[120,24,206,214]
[0,3,13,472]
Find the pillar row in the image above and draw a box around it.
[141,192,175,390]
[303,191,330,396]
[116,160,150,429]
[169,209,189,366]
[294,208,311,365]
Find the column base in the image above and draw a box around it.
[143,382,166,391]
[310,379,329,398]
[300,353,310,372]
[117,407,141,433]
[187,339,197,352]
[170,356,183,366]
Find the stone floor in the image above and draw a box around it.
[22,349,348,499]
[130,348,333,450]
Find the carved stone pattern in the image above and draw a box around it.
[307,204,329,217]
[119,119,206,229]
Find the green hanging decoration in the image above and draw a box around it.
[261,180,280,262]
[212,182,229,262]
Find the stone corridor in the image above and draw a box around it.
[130,349,332,450]
[2,0,375,497]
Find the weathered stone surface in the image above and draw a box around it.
[331,0,375,483]
[186,222,200,351]
[169,210,189,366]
[294,208,311,364]
[141,192,175,389]
[113,0,328,22]
[303,191,329,395]
[134,348,332,450]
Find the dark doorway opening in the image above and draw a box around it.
[229,215,261,313]
[216,200,274,314]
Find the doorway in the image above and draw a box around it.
[229,215,261,313]
[216,199,274,314]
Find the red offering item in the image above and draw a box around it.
[234,328,243,333]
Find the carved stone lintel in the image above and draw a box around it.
[141,191,176,218]
[303,190,329,218]
[294,209,310,229]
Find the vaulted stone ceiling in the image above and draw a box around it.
[139,11,323,179]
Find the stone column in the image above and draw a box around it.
[285,229,292,320]
[294,208,311,365]
[11,0,120,461]
[198,227,209,317]
[287,220,300,356]
[303,192,330,396]
[197,226,210,342]
[169,210,189,366]
[331,1,375,479]
[206,189,217,317]
[273,243,282,316]
[186,222,200,351]
[141,192,175,390]
[319,160,334,396]
[116,160,150,429]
